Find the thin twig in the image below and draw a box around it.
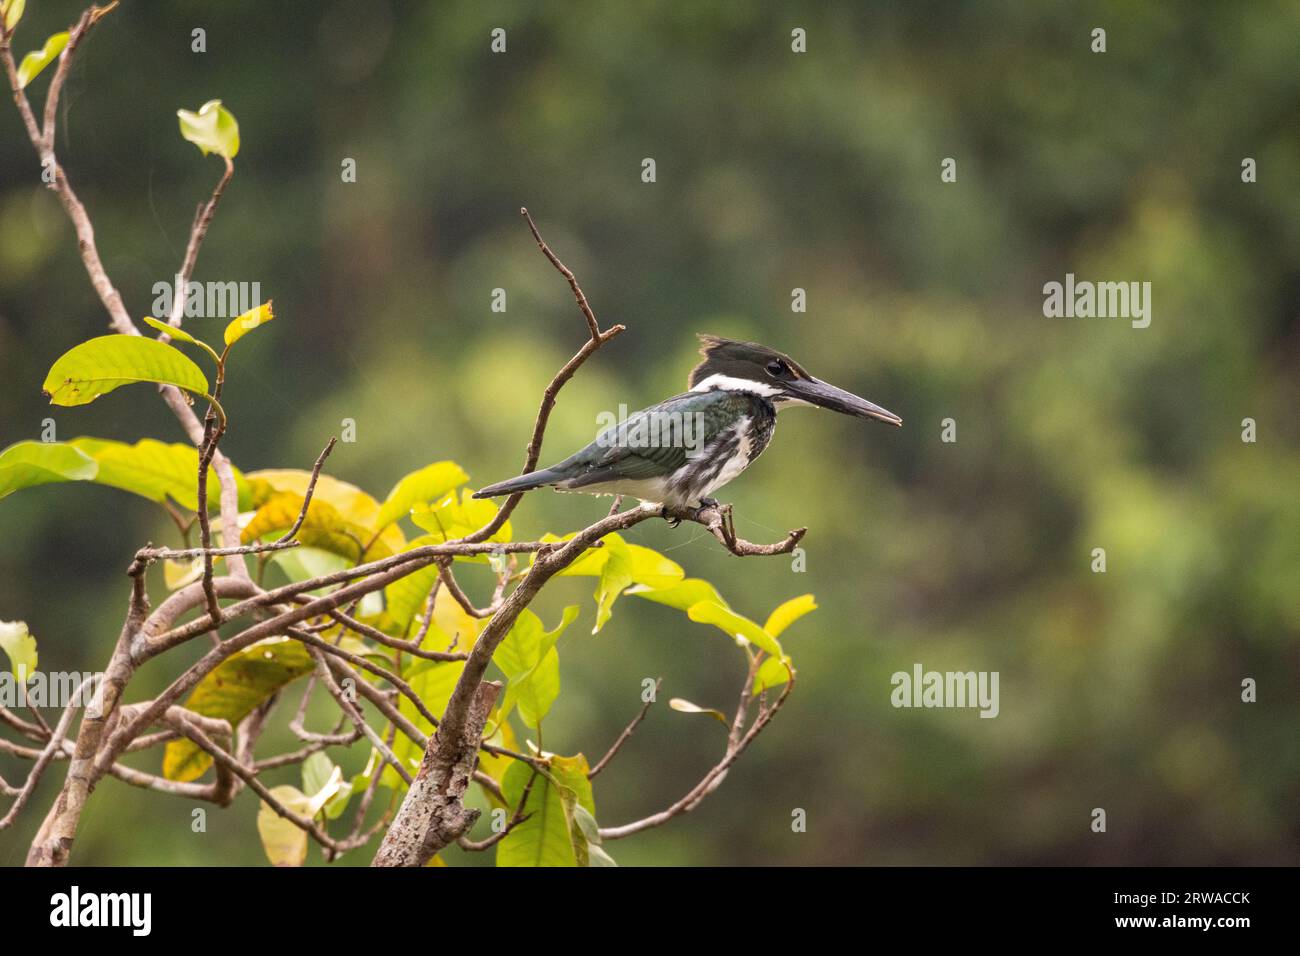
[588,678,661,779]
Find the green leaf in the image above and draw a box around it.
[587,844,619,867]
[624,543,684,588]
[223,300,273,347]
[2,0,26,32]
[268,546,350,592]
[571,804,602,845]
[626,576,731,612]
[386,657,466,789]
[515,649,560,729]
[764,594,817,637]
[0,441,97,500]
[16,31,68,88]
[140,316,219,362]
[669,697,729,726]
[164,637,314,783]
[497,754,594,868]
[495,606,579,729]
[0,620,38,681]
[177,99,240,160]
[42,334,209,407]
[592,535,634,633]
[687,600,784,659]
[383,545,442,635]
[570,803,617,866]
[301,752,334,797]
[376,460,470,530]
[1,437,261,512]
[549,536,685,631]
[69,437,252,511]
[409,489,511,559]
[539,532,608,577]
[300,755,347,822]
[333,751,379,818]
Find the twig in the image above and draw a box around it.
[323,606,467,662]
[436,561,501,619]
[0,676,94,830]
[521,207,601,339]
[588,678,661,779]
[458,210,625,544]
[598,664,795,840]
[305,646,414,787]
[458,766,537,852]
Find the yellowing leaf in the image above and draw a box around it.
[242,491,373,562]
[16,31,68,89]
[763,594,817,638]
[0,440,97,500]
[753,655,796,694]
[164,637,314,782]
[223,300,273,346]
[163,556,204,590]
[0,620,38,681]
[257,785,312,867]
[178,99,240,160]
[669,697,729,726]
[246,469,405,558]
[376,460,470,530]
[42,335,209,407]
[2,0,26,33]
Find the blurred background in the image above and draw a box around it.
[2,0,1298,865]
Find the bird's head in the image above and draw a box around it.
[689,334,902,426]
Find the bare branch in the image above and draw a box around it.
[458,766,537,853]
[598,664,796,841]
[588,678,662,779]
[458,210,625,543]
[324,606,467,662]
[1,676,94,831]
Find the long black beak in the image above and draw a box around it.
[787,377,903,426]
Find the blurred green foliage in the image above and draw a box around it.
[1,0,1298,865]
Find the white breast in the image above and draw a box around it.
[703,423,753,496]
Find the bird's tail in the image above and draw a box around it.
[471,467,565,499]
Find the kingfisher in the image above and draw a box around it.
[473,334,902,510]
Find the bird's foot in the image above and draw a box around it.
[660,503,682,529]
[698,497,720,509]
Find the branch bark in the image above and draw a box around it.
[371,680,501,866]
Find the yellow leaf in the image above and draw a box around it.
[163,556,204,590]
[257,785,312,867]
[763,594,817,638]
[246,469,405,558]
[16,31,68,89]
[224,300,273,346]
[0,620,38,680]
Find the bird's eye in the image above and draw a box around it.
[765,360,786,376]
